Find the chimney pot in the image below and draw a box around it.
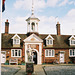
[6,19,8,22]
[56,22,61,35]
[57,21,59,24]
[5,19,9,34]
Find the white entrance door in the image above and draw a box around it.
[60,53,64,63]
[1,51,6,63]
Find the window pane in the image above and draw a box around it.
[16,39,19,43]
[14,39,16,44]
[12,50,14,56]
[73,50,74,55]
[46,50,48,56]
[49,50,51,56]
[71,40,72,44]
[47,40,49,45]
[70,50,72,55]
[14,39,19,44]
[15,50,17,56]
[74,41,75,44]
[50,40,52,44]
[52,50,54,56]
[74,50,75,55]
[71,40,75,44]
[18,50,21,56]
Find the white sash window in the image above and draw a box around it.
[46,39,53,45]
[13,39,20,44]
[69,49,75,57]
[71,40,75,45]
[45,49,55,57]
[11,49,21,57]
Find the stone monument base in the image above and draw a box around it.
[26,62,34,75]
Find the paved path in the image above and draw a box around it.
[15,65,45,75]
[1,66,20,75]
[2,64,75,75]
[44,65,75,75]
[14,66,26,75]
[34,65,45,75]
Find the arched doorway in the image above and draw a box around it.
[33,51,37,64]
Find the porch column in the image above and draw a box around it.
[25,43,28,62]
[39,43,42,64]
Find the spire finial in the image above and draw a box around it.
[32,0,34,15]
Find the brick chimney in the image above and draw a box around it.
[5,19,9,34]
[56,22,61,35]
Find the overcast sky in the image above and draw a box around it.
[1,0,75,35]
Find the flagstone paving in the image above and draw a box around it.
[1,65,45,75]
[1,66,20,75]
[44,65,75,75]
[2,64,75,75]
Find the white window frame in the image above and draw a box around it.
[11,49,21,57]
[46,39,53,45]
[13,39,20,44]
[45,49,55,57]
[69,49,75,57]
[70,40,75,45]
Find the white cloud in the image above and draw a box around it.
[59,0,68,6]
[68,0,75,5]
[14,0,46,11]
[14,0,63,10]
[2,8,75,35]
[2,14,56,34]
[67,9,75,17]
[9,16,29,34]
[14,0,75,11]
[60,9,75,34]
[68,1,74,5]
[14,0,32,10]
[47,0,59,7]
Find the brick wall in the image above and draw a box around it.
[43,49,71,64]
[1,49,23,64]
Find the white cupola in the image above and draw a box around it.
[26,0,40,34]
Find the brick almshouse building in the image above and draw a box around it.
[1,8,75,65]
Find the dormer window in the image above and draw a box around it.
[11,34,21,47]
[69,35,75,46]
[46,39,53,45]
[45,34,54,46]
[71,40,75,45]
[13,39,20,44]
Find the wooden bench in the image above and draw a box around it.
[9,58,18,65]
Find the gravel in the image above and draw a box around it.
[44,65,75,75]
[1,66,20,75]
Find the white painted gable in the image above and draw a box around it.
[69,35,75,40]
[11,34,21,39]
[23,34,43,43]
[45,34,54,40]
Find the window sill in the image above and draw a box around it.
[13,43,20,45]
[11,56,21,57]
[69,56,75,57]
[45,56,55,57]
[47,44,53,45]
